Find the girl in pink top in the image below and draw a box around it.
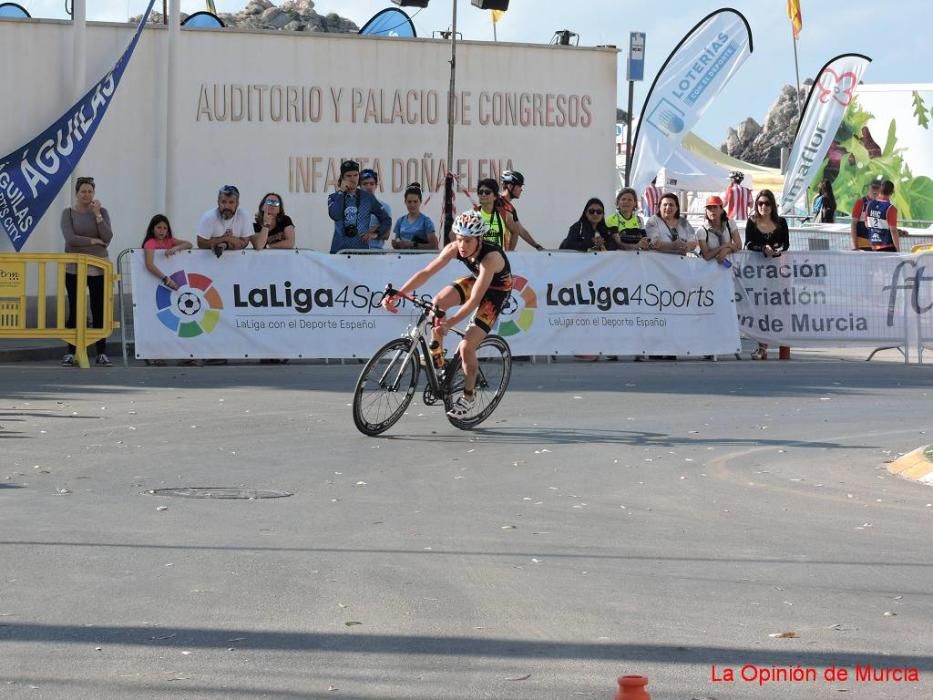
[142,214,192,291]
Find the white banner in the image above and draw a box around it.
[129,250,741,359]
[733,250,933,345]
[629,9,753,197]
[780,53,872,215]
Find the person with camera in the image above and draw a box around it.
[328,159,391,254]
[196,185,255,257]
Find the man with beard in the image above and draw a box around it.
[196,185,257,256]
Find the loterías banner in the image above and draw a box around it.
[0,0,156,252]
[780,53,872,215]
[628,8,753,198]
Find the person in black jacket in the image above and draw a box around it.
[744,189,789,360]
[559,198,611,252]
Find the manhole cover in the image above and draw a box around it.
[146,487,292,500]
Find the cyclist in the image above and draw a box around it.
[499,170,546,251]
[382,210,513,419]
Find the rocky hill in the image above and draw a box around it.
[140,0,358,33]
[720,80,811,168]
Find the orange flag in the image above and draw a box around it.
[787,0,802,39]
[491,10,506,24]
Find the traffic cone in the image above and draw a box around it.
[615,674,651,699]
[778,345,791,360]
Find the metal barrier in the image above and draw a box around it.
[0,253,118,368]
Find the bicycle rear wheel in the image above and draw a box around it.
[443,334,512,430]
[353,338,420,436]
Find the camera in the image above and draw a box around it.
[345,225,358,237]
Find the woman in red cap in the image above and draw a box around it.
[697,195,742,266]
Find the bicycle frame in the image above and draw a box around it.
[382,285,464,399]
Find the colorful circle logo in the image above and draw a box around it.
[495,275,536,337]
[155,270,223,337]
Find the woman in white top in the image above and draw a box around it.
[644,193,697,255]
[697,195,742,265]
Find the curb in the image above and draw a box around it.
[888,445,933,486]
[0,345,67,363]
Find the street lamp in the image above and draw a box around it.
[391,0,509,242]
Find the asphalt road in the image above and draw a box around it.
[1,359,931,699]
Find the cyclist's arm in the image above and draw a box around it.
[444,253,502,327]
[395,243,458,296]
[510,219,544,251]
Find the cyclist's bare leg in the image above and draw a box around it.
[457,325,488,396]
[430,286,460,349]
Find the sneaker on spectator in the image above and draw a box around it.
[61,353,75,367]
[446,394,475,419]
[95,353,113,367]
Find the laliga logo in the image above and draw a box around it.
[817,68,857,107]
[155,270,224,338]
[494,275,537,337]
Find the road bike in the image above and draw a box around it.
[352,285,512,436]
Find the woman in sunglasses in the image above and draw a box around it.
[744,189,789,360]
[253,192,295,249]
[60,176,113,367]
[559,198,611,252]
[697,195,742,265]
[474,178,520,249]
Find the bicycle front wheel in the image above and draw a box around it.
[443,334,512,430]
[353,338,420,436]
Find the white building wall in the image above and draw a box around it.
[1,19,617,264]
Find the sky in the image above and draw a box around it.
[23,0,933,145]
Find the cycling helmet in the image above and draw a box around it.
[729,170,745,183]
[501,169,525,186]
[451,211,488,238]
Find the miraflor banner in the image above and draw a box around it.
[130,250,741,359]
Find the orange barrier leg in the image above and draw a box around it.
[615,674,651,699]
[778,345,791,360]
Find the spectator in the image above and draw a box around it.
[392,183,438,250]
[865,179,900,252]
[606,187,649,251]
[253,192,296,249]
[560,198,608,361]
[359,169,391,250]
[60,176,113,367]
[559,198,609,252]
[642,177,662,218]
[645,193,697,255]
[197,185,255,256]
[723,170,752,221]
[744,189,789,360]
[850,178,883,250]
[475,178,522,250]
[697,195,741,265]
[141,214,194,367]
[142,214,192,289]
[328,159,390,254]
[812,179,837,224]
[499,170,546,251]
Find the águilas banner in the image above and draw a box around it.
[780,53,871,215]
[358,7,417,38]
[629,8,753,198]
[0,0,155,252]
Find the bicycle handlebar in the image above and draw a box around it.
[384,284,445,320]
